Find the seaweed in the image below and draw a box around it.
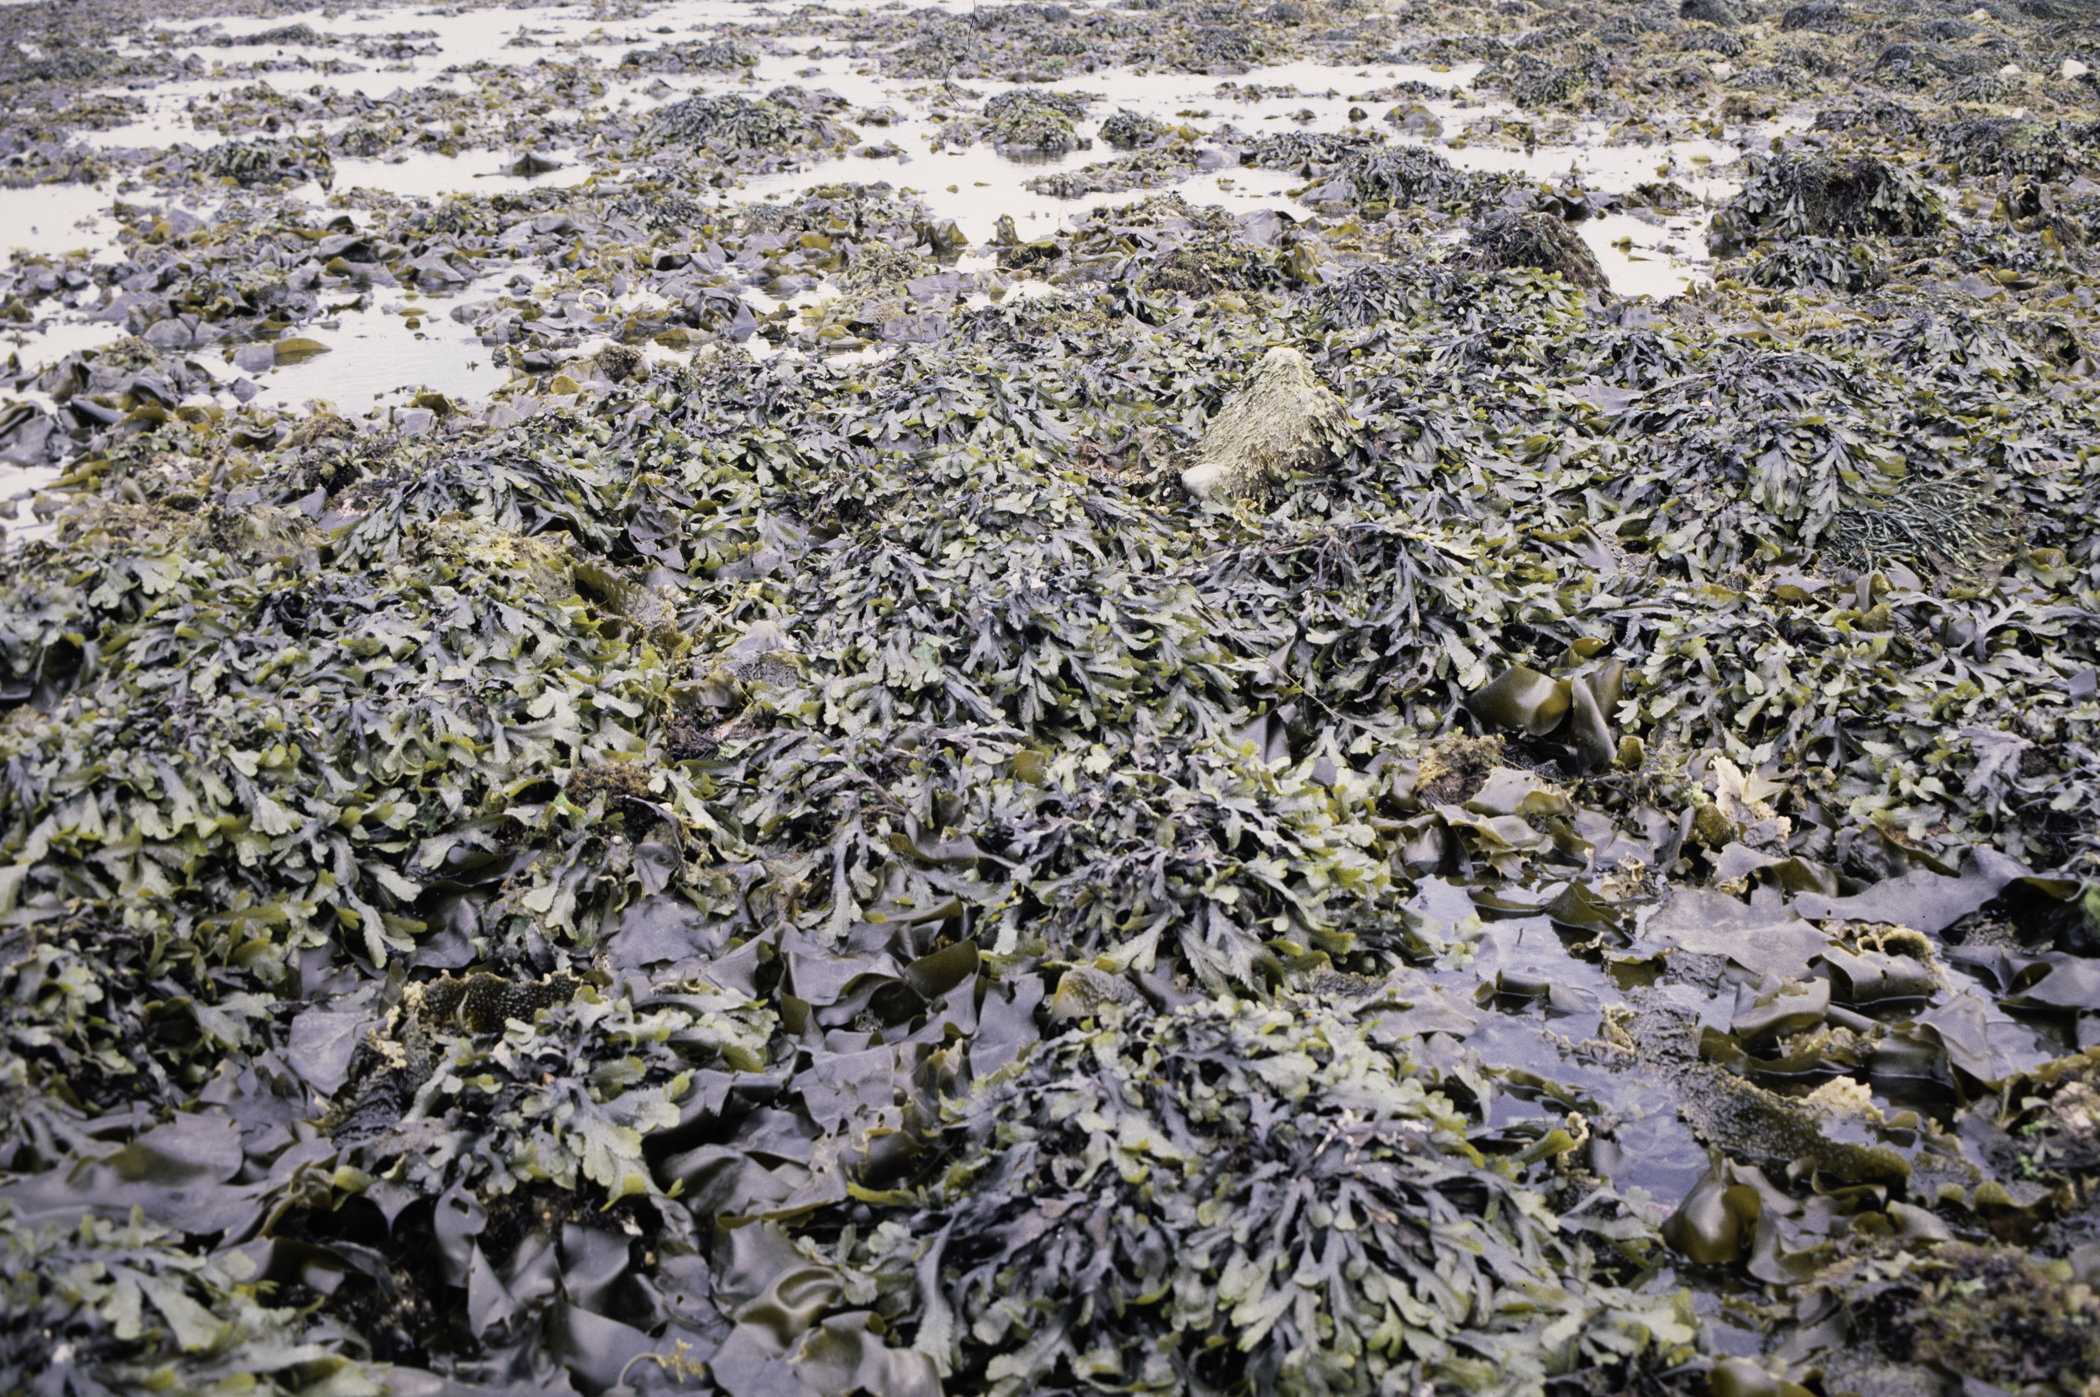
[1709,155,1945,259]
[1468,211,1610,291]
[830,997,1696,1396]
[2,0,2100,1390]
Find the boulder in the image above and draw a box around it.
[1179,346,1349,501]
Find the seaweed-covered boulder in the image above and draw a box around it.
[886,23,993,79]
[1124,231,1295,298]
[1468,211,1610,291]
[1511,52,1611,109]
[1708,154,1944,258]
[198,138,331,188]
[620,37,757,72]
[1780,2,1850,30]
[1181,25,1260,73]
[646,93,811,150]
[1097,108,1169,149]
[1341,142,1465,210]
[1245,127,1385,176]
[1934,118,2083,184]
[1180,346,1350,500]
[330,121,393,157]
[1835,1241,2100,1389]
[981,86,1088,153]
[835,998,1695,1396]
[1744,235,1882,294]
[1310,261,1446,331]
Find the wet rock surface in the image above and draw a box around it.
[3,0,2100,1394]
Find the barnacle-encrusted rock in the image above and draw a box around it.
[1046,963,1144,1019]
[1179,346,1349,500]
[696,618,806,703]
[331,972,583,1140]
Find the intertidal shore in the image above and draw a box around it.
[2,0,2099,1393]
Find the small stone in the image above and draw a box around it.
[1180,461,1226,496]
[2063,58,2091,80]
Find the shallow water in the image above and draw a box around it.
[0,180,122,259]
[235,302,512,418]
[7,1,1765,452]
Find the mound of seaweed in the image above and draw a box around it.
[646,94,832,153]
[832,996,1694,1395]
[3,243,2098,1391]
[1709,154,1944,258]
[980,86,1089,154]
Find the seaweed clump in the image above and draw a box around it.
[1843,1243,2100,1388]
[197,138,329,188]
[1709,154,1944,258]
[0,1207,367,1396]
[646,94,813,151]
[834,997,1695,1396]
[1098,108,1169,149]
[1468,212,1610,291]
[1824,476,2023,581]
[981,86,1088,154]
[1934,118,2085,184]
[6,0,2100,1391]
[1350,143,1462,200]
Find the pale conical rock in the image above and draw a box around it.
[1179,346,1349,501]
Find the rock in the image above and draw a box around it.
[142,317,196,350]
[2062,58,2090,80]
[232,343,275,373]
[716,618,806,692]
[1178,347,1349,502]
[1048,965,1144,1020]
